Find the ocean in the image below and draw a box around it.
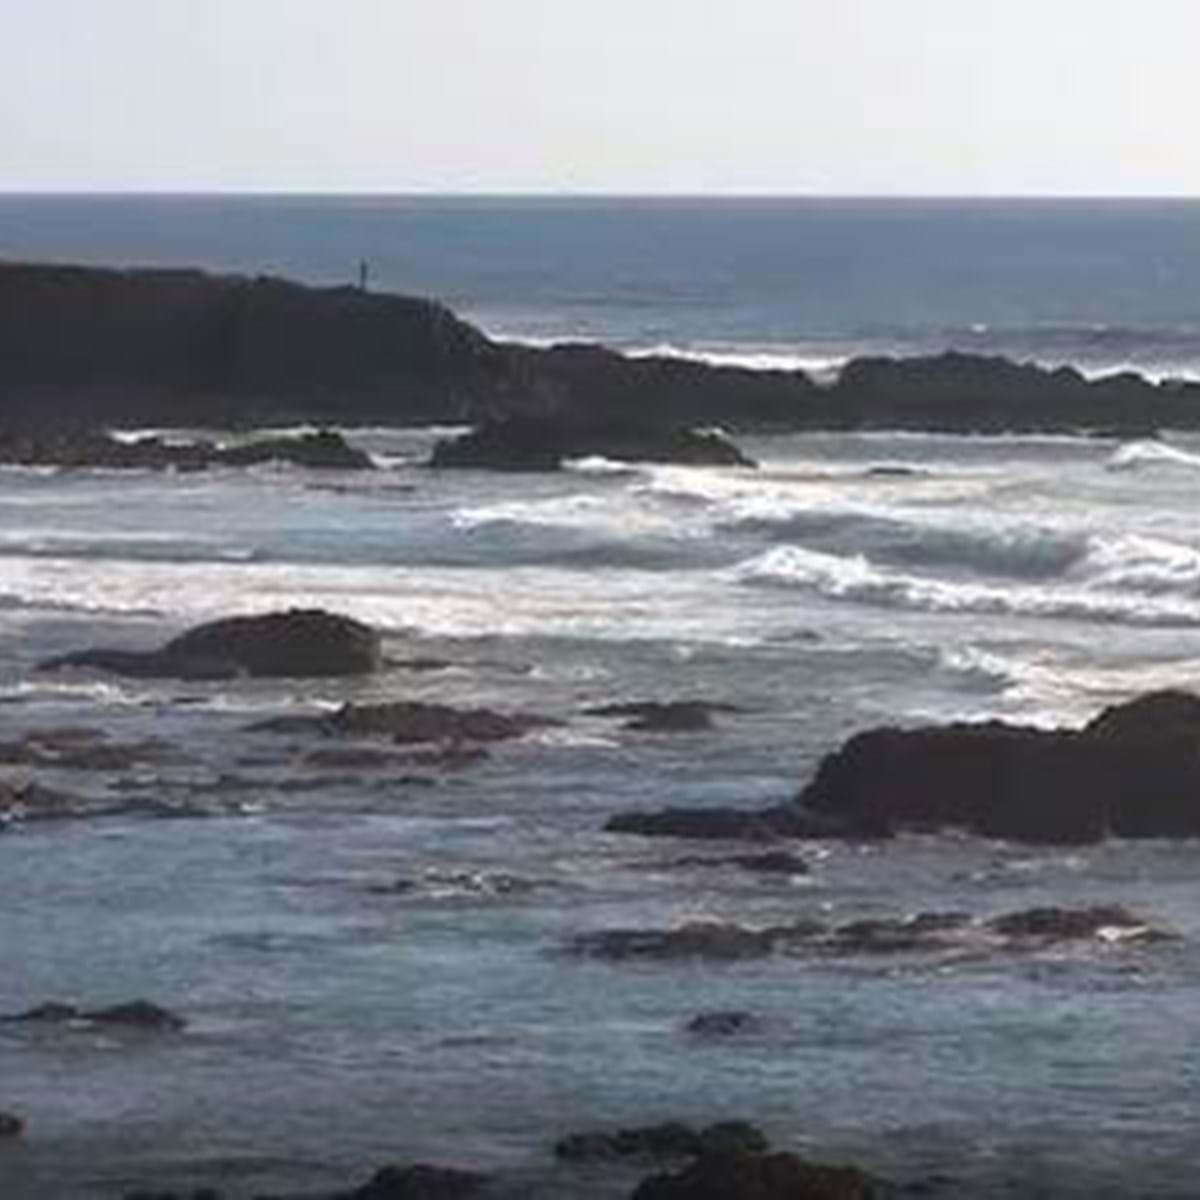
[3,197,1200,1198]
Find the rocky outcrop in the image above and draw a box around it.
[335,1163,490,1199]
[38,609,382,680]
[0,427,372,471]
[555,1121,768,1163]
[797,689,1200,843]
[5,261,1200,434]
[429,416,755,470]
[0,1112,23,1138]
[631,1150,878,1200]
[3,999,186,1030]
[585,701,743,732]
[566,905,1170,963]
[605,805,843,841]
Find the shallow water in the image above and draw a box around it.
[4,431,1200,1196]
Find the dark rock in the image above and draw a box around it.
[430,416,755,471]
[214,429,373,470]
[164,610,381,678]
[40,609,382,680]
[555,1121,768,1163]
[329,701,559,743]
[684,1011,764,1036]
[337,1162,489,1199]
[3,999,185,1031]
[606,805,845,841]
[0,1112,24,1138]
[797,690,1200,843]
[0,780,89,823]
[567,920,825,962]
[631,1150,879,1200]
[665,851,810,875]
[985,905,1159,941]
[585,701,742,732]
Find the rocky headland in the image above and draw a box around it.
[3,259,1198,435]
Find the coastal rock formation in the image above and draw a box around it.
[3,999,186,1031]
[630,1150,878,1200]
[38,609,382,680]
[797,689,1200,843]
[605,805,843,841]
[0,1112,23,1138]
[555,1121,769,1163]
[0,427,373,471]
[5,261,1200,433]
[584,701,743,732]
[429,416,755,470]
[566,905,1169,963]
[335,1162,490,1199]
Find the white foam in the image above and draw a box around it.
[732,544,1200,627]
[1106,440,1200,472]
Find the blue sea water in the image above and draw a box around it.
[2,200,1200,1198]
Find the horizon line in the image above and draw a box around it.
[1,188,1199,203]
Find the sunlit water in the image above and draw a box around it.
[3,431,1200,1195]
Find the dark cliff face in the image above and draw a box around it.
[2,260,1198,432]
[0,262,514,426]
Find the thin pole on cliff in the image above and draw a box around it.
[358,260,370,292]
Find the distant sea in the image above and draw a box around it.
[2,193,1200,380]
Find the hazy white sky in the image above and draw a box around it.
[2,0,1197,194]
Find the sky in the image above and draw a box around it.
[2,0,1197,195]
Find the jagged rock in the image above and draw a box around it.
[327,701,559,743]
[797,690,1200,843]
[556,1121,769,1163]
[631,1150,878,1200]
[214,429,373,470]
[605,805,844,841]
[567,920,825,961]
[3,999,185,1031]
[430,416,755,471]
[684,1011,765,1037]
[585,701,742,732]
[336,1162,489,1199]
[0,1111,23,1138]
[663,851,810,875]
[38,609,381,680]
[985,905,1166,942]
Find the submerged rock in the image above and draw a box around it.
[555,1121,769,1163]
[796,690,1200,843]
[3,999,186,1031]
[336,1162,489,1199]
[0,1111,23,1138]
[430,416,756,471]
[631,1149,879,1200]
[684,1011,765,1037]
[605,805,843,841]
[584,701,742,732]
[567,905,1170,963]
[38,609,382,680]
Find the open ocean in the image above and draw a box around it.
[4,197,1200,1198]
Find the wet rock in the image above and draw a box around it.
[631,1149,878,1200]
[39,609,382,680]
[797,690,1200,843]
[584,701,743,733]
[305,744,491,771]
[214,429,373,470]
[567,919,825,961]
[123,1191,222,1200]
[664,851,810,875]
[684,1011,764,1037]
[430,415,756,471]
[605,805,844,841]
[556,1121,768,1163]
[0,1111,24,1138]
[3,999,185,1031]
[329,701,559,743]
[985,905,1167,942]
[336,1162,489,1199]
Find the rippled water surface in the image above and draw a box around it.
[5,430,1200,1197]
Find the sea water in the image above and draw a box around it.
[3,200,1200,1197]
